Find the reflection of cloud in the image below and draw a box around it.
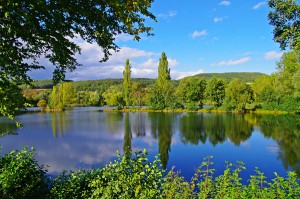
[266,144,279,154]
[240,141,250,148]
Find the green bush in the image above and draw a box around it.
[89,150,164,199]
[0,147,300,199]
[0,147,49,199]
[186,102,198,111]
[50,169,101,199]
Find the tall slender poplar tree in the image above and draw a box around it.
[123,59,132,108]
[157,52,171,89]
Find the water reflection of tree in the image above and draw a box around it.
[258,114,300,177]
[123,113,132,157]
[224,114,253,146]
[179,113,206,145]
[179,113,253,146]
[0,119,18,136]
[103,112,123,134]
[131,112,146,137]
[149,112,173,169]
[51,112,67,138]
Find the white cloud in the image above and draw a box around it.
[158,10,177,18]
[213,57,251,66]
[214,17,223,23]
[219,1,231,6]
[171,69,204,80]
[253,2,266,10]
[115,34,133,42]
[138,59,158,69]
[264,51,283,60]
[191,30,207,39]
[168,58,179,67]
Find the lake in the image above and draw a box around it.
[0,107,300,182]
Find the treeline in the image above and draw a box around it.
[23,51,299,113]
[192,72,265,83]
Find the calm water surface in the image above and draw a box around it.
[1,107,300,181]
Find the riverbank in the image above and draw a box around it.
[102,107,290,115]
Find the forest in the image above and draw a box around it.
[22,50,300,114]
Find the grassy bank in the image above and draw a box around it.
[103,107,290,115]
[1,147,299,199]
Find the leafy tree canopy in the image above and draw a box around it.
[0,0,156,120]
[268,0,300,52]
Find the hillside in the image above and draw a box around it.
[30,72,266,90]
[191,72,266,82]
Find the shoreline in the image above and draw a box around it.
[102,107,290,115]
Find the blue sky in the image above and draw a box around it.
[31,0,284,81]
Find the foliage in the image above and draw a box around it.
[130,82,147,107]
[192,72,265,83]
[50,169,101,199]
[176,77,207,109]
[158,52,171,88]
[102,85,124,108]
[89,150,164,198]
[0,147,48,199]
[49,82,77,110]
[225,78,254,110]
[275,51,300,98]
[123,59,132,108]
[23,89,50,105]
[37,99,47,110]
[0,0,156,121]
[0,74,26,125]
[268,0,300,52]
[205,77,226,107]
[146,84,166,110]
[147,52,177,110]
[0,147,300,199]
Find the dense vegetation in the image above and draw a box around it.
[0,147,299,199]
[24,50,299,113]
[191,72,265,83]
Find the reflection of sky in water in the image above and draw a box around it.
[0,108,296,180]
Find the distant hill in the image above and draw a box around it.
[31,78,157,91]
[29,72,266,90]
[191,72,266,83]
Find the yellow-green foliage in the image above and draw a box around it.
[1,147,300,199]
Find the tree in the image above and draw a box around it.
[147,52,176,110]
[131,82,146,107]
[205,77,226,107]
[274,51,300,100]
[0,0,156,121]
[123,59,132,108]
[157,52,171,89]
[49,82,76,110]
[102,85,124,108]
[176,77,207,110]
[268,0,300,52]
[37,99,47,111]
[292,70,300,98]
[225,78,254,110]
[89,91,100,106]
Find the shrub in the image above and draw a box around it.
[89,150,164,199]
[0,146,49,199]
